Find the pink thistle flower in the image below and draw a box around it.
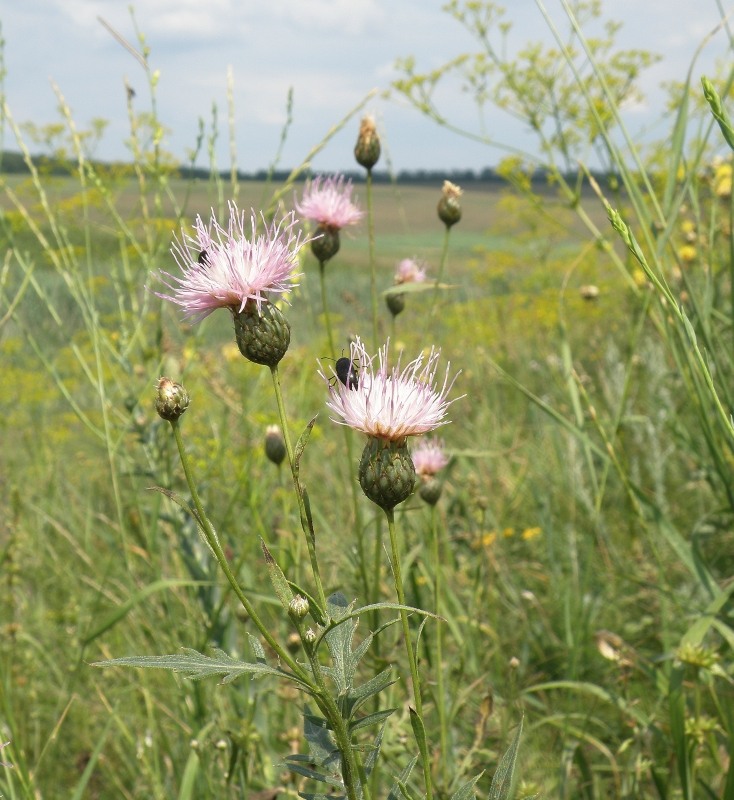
[319,338,462,442]
[395,258,428,285]
[296,175,363,231]
[412,438,449,476]
[155,203,308,320]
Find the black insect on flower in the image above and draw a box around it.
[335,355,359,389]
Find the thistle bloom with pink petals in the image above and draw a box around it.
[320,338,460,442]
[395,258,428,285]
[156,203,307,320]
[412,438,449,476]
[320,338,461,510]
[296,175,363,231]
[296,175,363,264]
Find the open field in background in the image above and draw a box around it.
[1,155,732,800]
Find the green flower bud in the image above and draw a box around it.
[354,115,381,171]
[418,475,443,505]
[302,627,317,654]
[155,378,190,421]
[311,225,341,264]
[358,436,416,511]
[264,425,287,466]
[386,292,405,317]
[233,300,290,367]
[437,180,463,228]
[288,594,310,622]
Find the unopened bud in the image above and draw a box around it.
[155,378,190,421]
[418,476,443,505]
[303,628,317,653]
[311,225,341,264]
[288,594,310,622]
[264,425,287,466]
[386,292,405,317]
[354,115,381,171]
[437,180,463,228]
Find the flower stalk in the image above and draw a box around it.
[269,364,329,613]
[169,418,307,681]
[385,506,434,800]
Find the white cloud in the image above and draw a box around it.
[265,0,386,36]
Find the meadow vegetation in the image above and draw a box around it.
[1,2,734,799]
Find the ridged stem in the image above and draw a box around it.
[384,507,434,800]
[426,225,452,332]
[269,365,328,613]
[431,504,448,787]
[366,167,379,350]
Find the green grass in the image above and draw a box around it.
[1,168,728,799]
[2,5,734,797]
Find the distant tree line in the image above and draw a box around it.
[0,149,616,190]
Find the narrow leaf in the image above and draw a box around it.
[383,281,455,296]
[363,722,387,777]
[347,667,397,713]
[260,538,294,612]
[282,759,336,786]
[387,757,419,800]
[93,647,305,686]
[349,708,396,734]
[294,415,318,473]
[300,794,345,800]
[408,708,430,773]
[488,717,523,800]
[247,633,267,663]
[450,772,483,800]
[702,76,734,152]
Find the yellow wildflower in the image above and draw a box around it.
[678,245,697,264]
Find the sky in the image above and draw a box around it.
[1,1,732,175]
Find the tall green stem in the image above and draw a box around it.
[431,504,448,787]
[426,225,451,332]
[269,365,328,612]
[385,507,434,800]
[170,419,307,681]
[319,261,337,358]
[366,168,379,350]
[318,263,370,604]
[305,648,366,800]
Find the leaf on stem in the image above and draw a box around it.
[294,415,318,475]
[488,716,524,800]
[93,647,308,687]
[261,538,294,611]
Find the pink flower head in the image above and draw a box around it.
[295,174,363,231]
[319,338,462,442]
[395,258,428,285]
[156,203,308,320]
[412,438,449,476]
